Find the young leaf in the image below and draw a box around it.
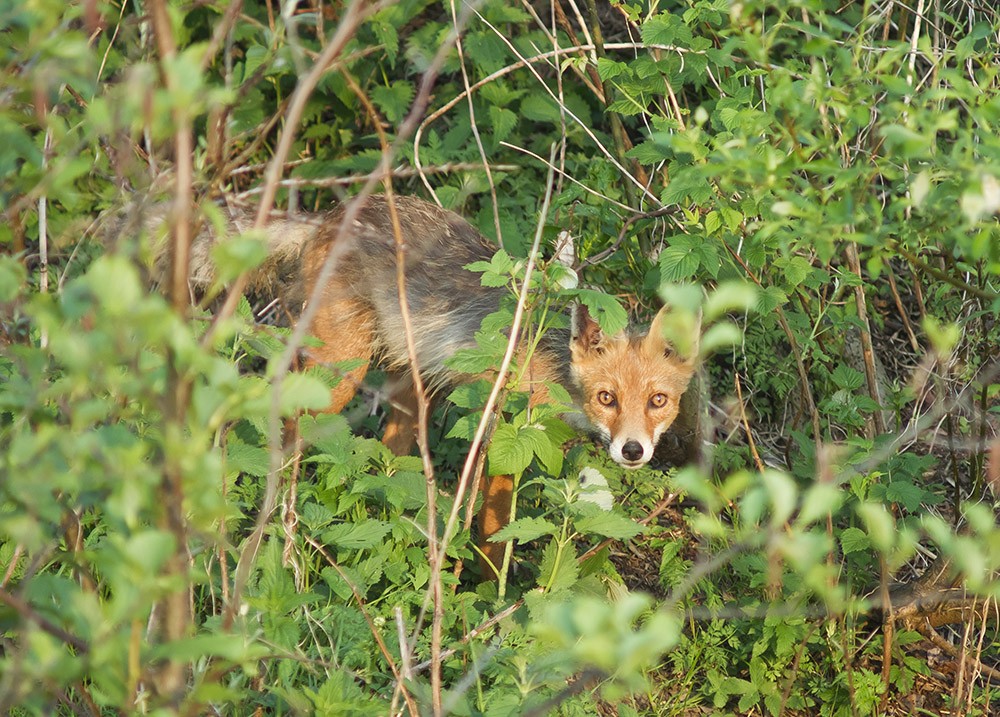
[491,516,559,543]
[575,512,644,540]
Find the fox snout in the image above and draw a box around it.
[604,412,665,468]
[614,437,653,467]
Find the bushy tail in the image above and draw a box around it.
[111,199,321,298]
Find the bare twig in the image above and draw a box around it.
[436,146,559,601]
[448,0,503,246]
[0,586,90,654]
[735,373,766,471]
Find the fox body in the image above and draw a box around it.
[168,194,698,577]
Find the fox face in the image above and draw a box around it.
[569,305,699,468]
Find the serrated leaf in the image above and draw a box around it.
[641,15,676,46]
[242,45,268,83]
[705,211,722,234]
[661,166,711,204]
[445,412,481,441]
[444,345,500,373]
[371,81,414,124]
[575,288,628,335]
[659,243,701,282]
[488,422,533,475]
[371,9,400,65]
[597,57,628,82]
[491,516,559,543]
[625,139,671,164]
[447,381,492,410]
[225,441,269,477]
[322,520,392,550]
[839,527,871,555]
[784,256,813,286]
[884,481,925,512]
[755,285,787,314]
[831,364,865,391]
[575,512,643,540]
[537,540,579,593]
[488,105,517,145]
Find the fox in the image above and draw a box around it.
[145,193,700,578]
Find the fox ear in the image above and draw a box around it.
[646,304,701,365]
[570,303,606,353]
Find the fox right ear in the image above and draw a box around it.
[570,303,605,353]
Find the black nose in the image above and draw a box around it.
[621,441,644,462]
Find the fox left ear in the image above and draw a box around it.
[646,303,702,366]
[570,303,606,354]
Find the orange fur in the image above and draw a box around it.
[177,195,700,580]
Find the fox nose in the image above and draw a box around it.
[621,440,644,463]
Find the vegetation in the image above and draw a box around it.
[2,0,1000,714]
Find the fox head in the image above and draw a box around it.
[569,304,700,468]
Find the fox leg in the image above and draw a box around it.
[382,373,427,456]
[303,296,374,413]
[478,356,558,580]
[478,474,514,580]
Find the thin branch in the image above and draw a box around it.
[0,587,90,654]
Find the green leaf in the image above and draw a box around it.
[597,57,628,82]
[371,9,400,65]
[447,381,492,410]
[839,527,871,555]
[703,211,720,235]
[226,441,269,477]
[626,138,672,164]
[831,364,865,391]
[641,15,676,46]
[537,540,579,593]
[491,516,559,543]
[276,372,332,414]
[488,422,533,475]
[322,520,392,550]
[661,165,712,203]
[575,512,643,540]
[211,234,269,283]
[466,249,514,287]
[371,81,414,124]
[0,256,26,302]
[575,288,628,335]
[658,237,701,282]
[755,285,787,313]
[884,481,926,512]
[488,105,517,145]
[519,424,563,475]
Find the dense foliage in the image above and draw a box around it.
[2,0,1000,714]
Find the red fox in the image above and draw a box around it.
[151,194,700,578]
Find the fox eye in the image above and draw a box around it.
[597,390,616,406]
[649,393,668,408]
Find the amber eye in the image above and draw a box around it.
[649,393,668,408]
[597,390,616,406]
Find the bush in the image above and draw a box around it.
[2,0,1000,714]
